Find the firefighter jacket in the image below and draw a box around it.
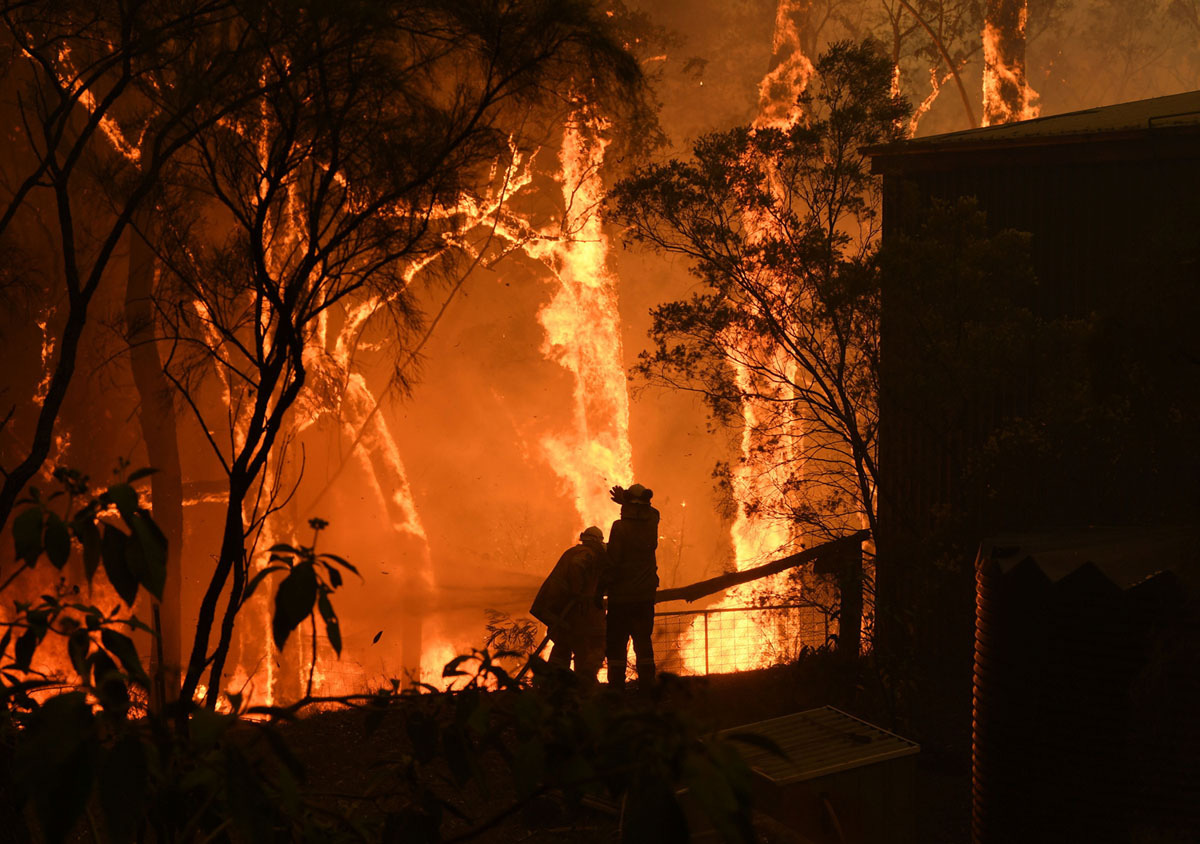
[530,540,607,639]
[604,501,660,603]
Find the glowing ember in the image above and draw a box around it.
[34,318,55,407]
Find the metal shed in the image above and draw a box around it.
[864,90,1200,756]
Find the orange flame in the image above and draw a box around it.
[755,0,817,130]
[34,318,54,407]
[528,104,633,530]
[982,3,1041,126]
[676,0,830,675]
[909,66,953,137]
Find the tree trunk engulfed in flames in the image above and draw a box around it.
[982,0,1040,125]
[674,0,832,676]
[211,109,640,702]
[755,0,817,131]
[531,104,634,529]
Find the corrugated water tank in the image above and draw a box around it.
[972,527,1200,844]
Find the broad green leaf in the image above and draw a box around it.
[74,517,101,581]
[442,654,472,677]
[123,524,146,586]
[101,524,139,606]
[43,512,71,569]
[14,628,39,670]
[125,467,158,483]
[255,722,307,785]
[190,707,235,748]
[271,562,317,650]
[317,590,341,656]
[724,730,788,759]
[67,628,90,679]
[681,753,737,815]
[319,553,359,576]
[17,692,96,844]
[127,512,166,599]
[121,613,154,637]
[13,506,43,565]
[106,483,138,520]
[26,608,49,635]
[324,563,343,589]
[90,650,129,716]
[620,776,690,844]
[242,565,287,605]
[101,629,149,686]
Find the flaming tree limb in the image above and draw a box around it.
[895,0,978,128]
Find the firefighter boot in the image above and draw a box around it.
[607,658,627,691]
[636,660,656,691]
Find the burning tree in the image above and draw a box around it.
[0,0,649,708]
[876,0,984,130]
[982,0,1039,124]
[0,0,267,534]
[0,0,305,701]
[610,41,907,615]
[138,0,647,707]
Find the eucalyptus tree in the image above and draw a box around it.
[611,41,906,554]
[145,0,647,707]
[0,0,264,534]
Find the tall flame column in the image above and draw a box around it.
[533,105,634,530]
[982,0,1040,125]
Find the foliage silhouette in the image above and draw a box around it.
[610,41,908,654]
[1,469,764,843]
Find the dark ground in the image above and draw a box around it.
[280,658,972,843]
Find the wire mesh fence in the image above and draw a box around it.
[653,603,834,676]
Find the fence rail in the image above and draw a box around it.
[653,603,833,676]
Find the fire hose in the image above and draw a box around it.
[514,530,869,683]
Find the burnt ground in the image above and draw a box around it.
[279,657,972,843]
